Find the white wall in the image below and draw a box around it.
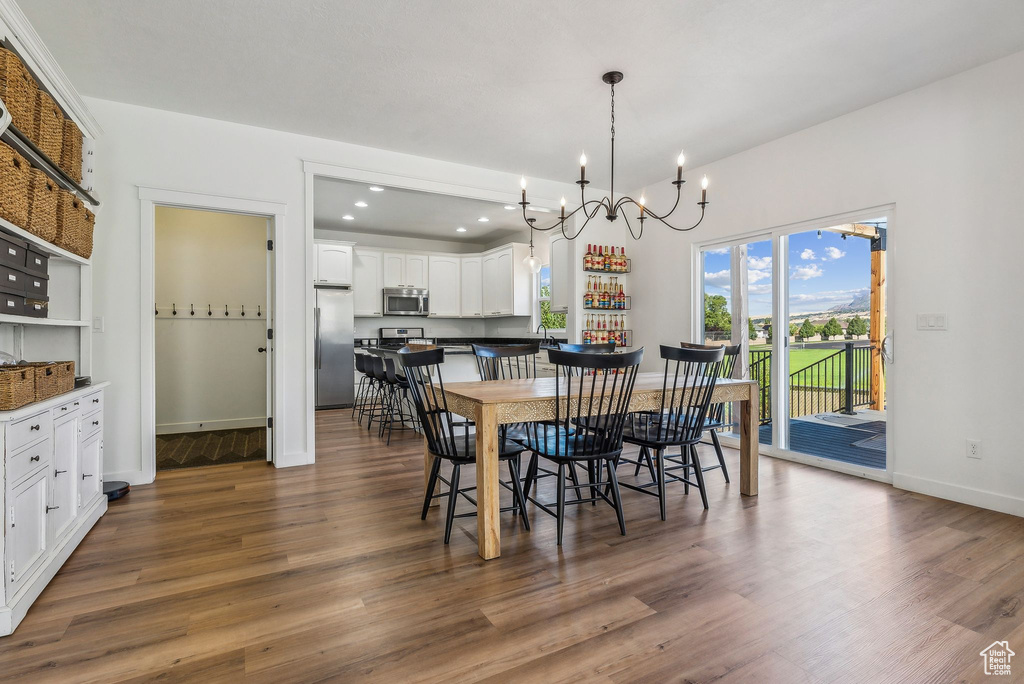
[154,207,267,434]
[88,97,582,483]
[627,50,1024,516]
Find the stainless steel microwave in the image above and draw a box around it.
[383,288,429,316]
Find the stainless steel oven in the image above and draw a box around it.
[383,288,428,316]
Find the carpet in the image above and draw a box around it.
[156,427,266,471]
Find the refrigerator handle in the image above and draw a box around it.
[314,307,322,369]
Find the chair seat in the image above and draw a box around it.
[620,411,710,448]
[430,434,524,465]
[515,424,616,462]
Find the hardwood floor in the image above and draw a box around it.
[2,409,1022,682]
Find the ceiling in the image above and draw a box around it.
[19,0,1024,190]
[314,178,533,244]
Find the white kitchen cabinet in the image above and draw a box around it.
[353,249,384,317]
[383,253,429,289]
[427,256,461,317]
[79,434,102,509]
[460,257,483,317]
[549,236,570,313]
[48,413,79,544]
[7,469,48,597]
[482,245,533,317]
[315,242,354,285]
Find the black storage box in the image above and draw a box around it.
[23,246,48,278]
[23,271,47,299]
[0,264,28,295]
[0,289,23,315]
[23,297,47,318]
[0,232,28,270]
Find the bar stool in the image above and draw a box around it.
[352,353,372,422]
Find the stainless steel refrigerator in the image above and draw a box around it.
[315,286,355,408]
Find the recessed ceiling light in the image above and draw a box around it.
[341,215,354,220]
[478,217,490,222]
[369,186,384,192]
[504,205,516,210]
[456,227,467,233]
[354,201,368,208]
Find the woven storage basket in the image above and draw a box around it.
[0,141,30,228]
[0,366,35,410]
[78,207,95,258]
[55,188,82,253]
[60,118,83,183]
[20,361,64,401]
[26,168,58,242]
[31,90,63,162]
[51,360,75,394]
[0,48,35,131]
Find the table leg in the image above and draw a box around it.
[475,403,501,560]
[424,438,439,508]
[739,386,759,496]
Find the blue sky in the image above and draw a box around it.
[703,228,872,318]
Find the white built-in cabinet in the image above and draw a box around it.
[383,253,428,289]
[427,256,461,317]
[2,385,108,636]
[481,244,533,317]
[352,249,383,317]
[315,242,354,286]
[460,257,483,318]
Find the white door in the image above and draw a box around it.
[49,414,79,542]
[383,253,405,287]
[427,256,460,317]
[353,249,384,316]
[404,254,429,289]
[8,468,48,593]
[79,433,102,508]
[316,244,353,285]
[460,257,483,317]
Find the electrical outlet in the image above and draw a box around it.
[967,439,982,460]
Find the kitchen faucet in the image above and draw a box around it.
[536,323,551,346]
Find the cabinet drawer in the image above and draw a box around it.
[82,412,102,438]
[8,437,50,484]
[9,410,51,453]
[83,390,103,416]
[54,397,82,418]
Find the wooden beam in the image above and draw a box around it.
[827,223,879,239]
[869,249,886,410]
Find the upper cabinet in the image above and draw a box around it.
[481,245,532,317]
[315,242,354,285]
[549,236,570,313]
[427,256,460,317]
[383,253,428,289]
[353,248,383,317]
[460,257,483,318]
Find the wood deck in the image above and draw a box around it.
[0,409,1020,682]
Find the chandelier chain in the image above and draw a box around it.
[610,82,615,141]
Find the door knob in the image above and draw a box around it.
[257,347,267,353]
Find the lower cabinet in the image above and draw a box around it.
[7,469,48,596]
[49,414,80,543]
[79,433,102,508]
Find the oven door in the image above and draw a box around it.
[383,290,427,316]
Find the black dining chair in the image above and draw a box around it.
[473,342,541,381]
[557,342,616,354]
[617,344,724,517]
[516,347,644,545]
[399,347,530,544]
[681,342,740,482]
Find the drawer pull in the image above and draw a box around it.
[30,424,41,431]
[74,402,80,406]
[60,407,67,411]
[30,455,40,462]
[92,398,100,403]
[92,420,99,426]
[82,473,93,480]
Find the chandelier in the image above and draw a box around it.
[519,70,711,271]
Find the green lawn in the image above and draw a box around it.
[749,345,870,389]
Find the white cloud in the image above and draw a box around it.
[747,255,772,270]
[800,248,816,260]
[791,264,824,280]
[706,247,729,255]
[703,269,731,288]
[823,246,846,260]
[788,288,868,315]
[749,283,773,295]
[747,269,771,284]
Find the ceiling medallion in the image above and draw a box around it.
[519,70,710,254]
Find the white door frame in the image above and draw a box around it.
[139,187,287,484]
[690,203,896,483]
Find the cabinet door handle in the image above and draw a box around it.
[30,455,40,462]
[82,473,93,480]
[45,505,59,513]
[30,424,40,431]
[55,469,67,476]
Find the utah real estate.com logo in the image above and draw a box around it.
[980,641,1014,676]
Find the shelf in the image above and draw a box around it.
[0,121,98,206]
[582,258,631,274]
[584,296,631,311]
[0,314,89,327]
[0,216,90,265]
[581,330,633,348]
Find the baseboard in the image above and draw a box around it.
[276,451,314,468]
[103,469,146,486]
[893,473,1024,518]
[156,417,266,435]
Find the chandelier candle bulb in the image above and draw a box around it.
[677,151,685,182]
[520,176,527,203]
[701,175,708,203]
[560,196,566,219]
[580,151,587,182]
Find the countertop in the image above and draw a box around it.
[0,381,110,422]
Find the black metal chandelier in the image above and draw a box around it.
[519,70,710,249]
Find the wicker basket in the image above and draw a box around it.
[51,361,75,394]
[0,141,30,228]
[0,48,35,132]
[26,168,58,242]
[0,366,35,410]
[55,188,82,253]
[31,90,63,162]
[60,118,83,183]
[19,361,68,401]
[78,207,95,258]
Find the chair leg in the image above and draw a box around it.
[633,446,645,477]
[421,454,442,520]
[681,446,690,495]
[588,460,598,506]
[606,459,626,536]
[508,459,530,531]
[656,447,667,521]
[644,448,656,481]
[567,462,580,501]
[690,446,710,510]
[710,429,730,483]
[524,452,539,499]
[556,463,566,546]
[444,464,461,544]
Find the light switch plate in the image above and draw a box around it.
[916,313,947,331]
[93,316,105,333]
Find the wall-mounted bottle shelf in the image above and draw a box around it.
[583,259,630,274]
[580,329,633,348]
[583,296,630,311]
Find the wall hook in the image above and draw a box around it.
[241,304,245,317]
[172,303,177,316]
[257,305,262,317]
[155,306,159,316]
[207,304,212,317]
[225,305,229,316]
[190,304,195,316]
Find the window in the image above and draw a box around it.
[538,265,566,330]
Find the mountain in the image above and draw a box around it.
[828,290,870,313]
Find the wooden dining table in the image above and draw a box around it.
[425,373,760,560]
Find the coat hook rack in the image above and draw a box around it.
[241,304,245,317]
[208,304,212,316]
[225,304,229,316]
[190,304,195,316]
[172,303,177,316]
[257,305,262,317]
